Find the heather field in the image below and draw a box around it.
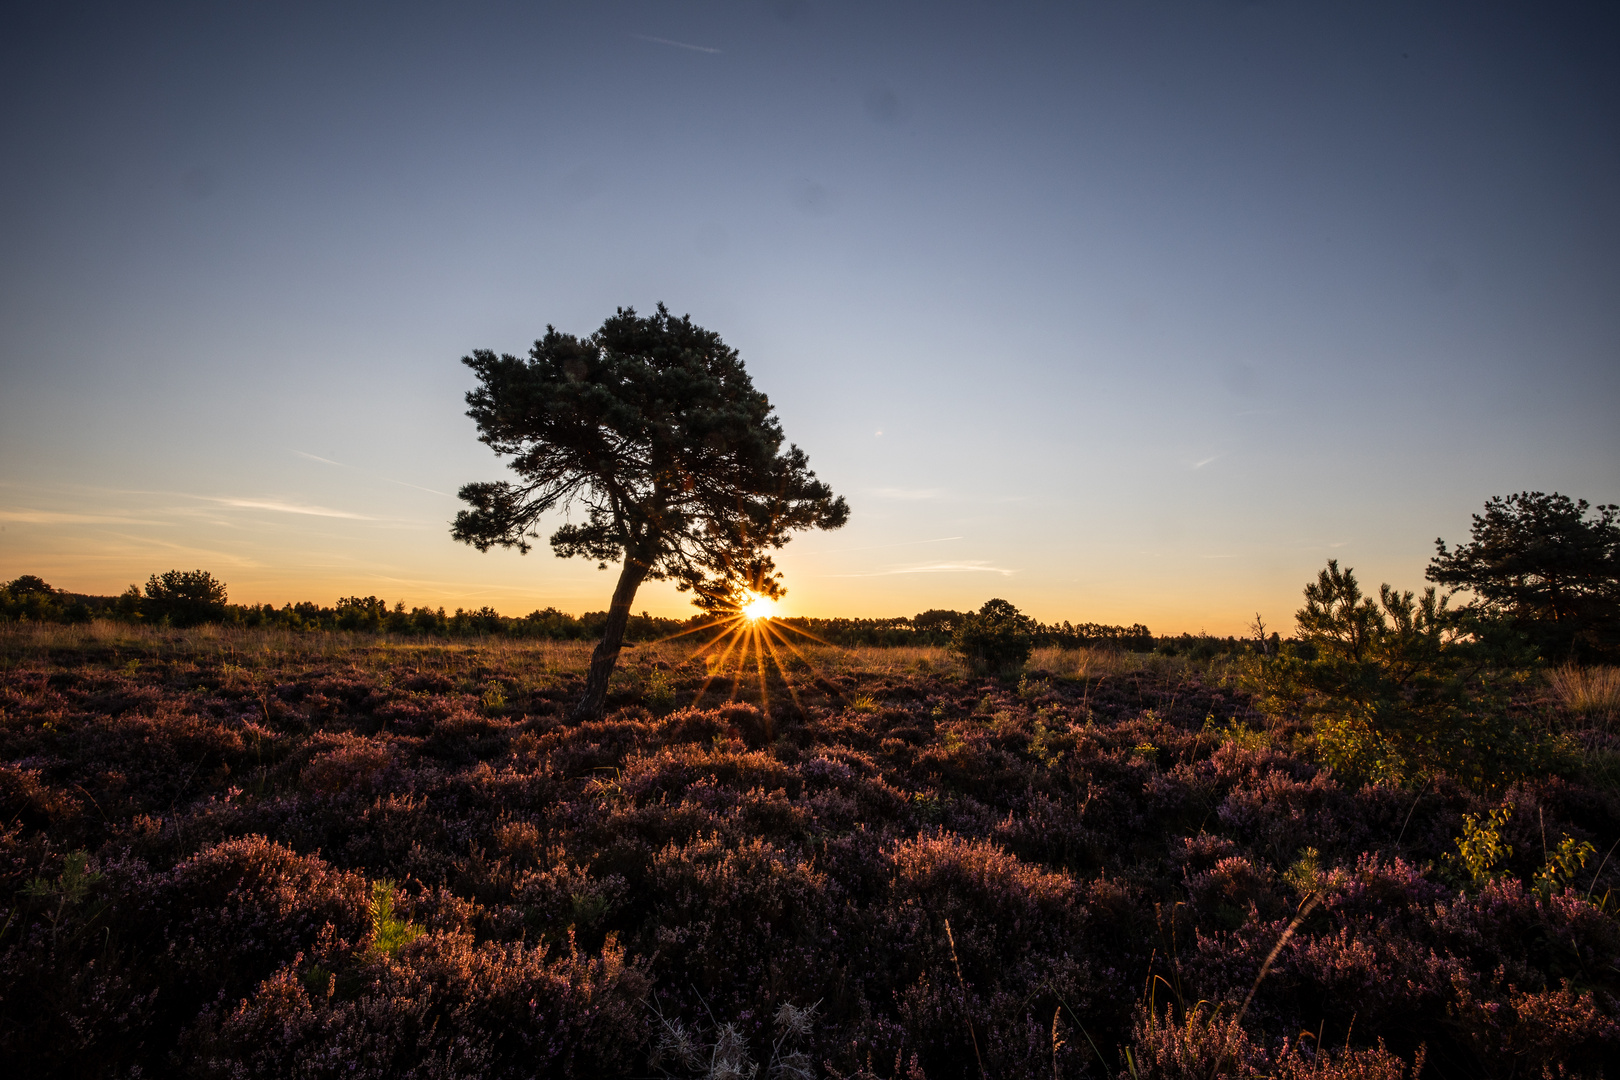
[3,622,1619,1078]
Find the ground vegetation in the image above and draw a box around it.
[1,613,1616,1078]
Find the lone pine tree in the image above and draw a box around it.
[1428,491,1620,661]
[452,304,848,721]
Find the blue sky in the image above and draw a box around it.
[2,1,1616,633]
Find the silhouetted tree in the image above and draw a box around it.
[4,575,54,596]
[143,570,228,627]
[452,304,849,721]
[1428,492,1620,661]
[912,609,966,641]
[1,575,63,623]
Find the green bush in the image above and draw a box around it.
[1238,560,1545,792]
[950,598,1034,678]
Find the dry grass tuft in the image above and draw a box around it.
[1028,646,1154,680]
[1547,665,1620,727]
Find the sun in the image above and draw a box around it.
[740,592,776,621]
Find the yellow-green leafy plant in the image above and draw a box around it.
[1284,847,1324,895]
[1017,674,1051,700]
[1029,714,1067,767]
[1533,836,1597,896]
[1201,714,1270,753]
[1445,806,1514,890]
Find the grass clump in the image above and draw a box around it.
[1548,664,1620,727]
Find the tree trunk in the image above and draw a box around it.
[571,553,651,722]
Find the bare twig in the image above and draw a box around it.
[944,919,988,1080]
[1210,893,1321,1079]
[1585,833,1620,902]
[1394,775,1435,850]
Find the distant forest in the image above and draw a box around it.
[0,571,1175,652]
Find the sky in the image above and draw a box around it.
[1,0,1616,635]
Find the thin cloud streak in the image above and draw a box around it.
[294,449,453,498]
[792,535,962,556]
[102,532,263,566]
[0,509,167,525]
[829,561,1016,578]
[206,498,371,520]
[633,34,721,54]
[869,487,948,500]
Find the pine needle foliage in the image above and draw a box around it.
[1428,491,1620,662]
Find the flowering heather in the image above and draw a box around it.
[1,626,1617,1077]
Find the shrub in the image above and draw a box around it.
[187,932,649,1079]
[1444,806,1514,890]
[1,576,67,623]
[951,599,1034,678]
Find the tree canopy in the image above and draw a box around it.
[1427,491,1620,661]
[452,304,848,719]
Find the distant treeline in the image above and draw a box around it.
[0,574,697,641]
[775,611,1156,651]
[0,572,1194,652]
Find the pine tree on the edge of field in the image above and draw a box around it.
[450,304,849,721]
[1428,491,1620,662]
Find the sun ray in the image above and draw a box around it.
[688,620,748,707]
[727,623,757,703]
[764,618,849,651]
[647,588,857,717]
[642,615,743,647]
[760,619,831,673]
[753,622,770,713]
[757,624,805,714]
[682,616,746,662]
